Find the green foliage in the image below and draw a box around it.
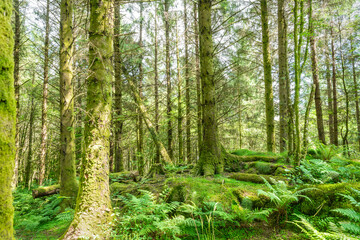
[257,177,313,224]
[254,162,272,174]
[310,143,339,161]
[13,188,73,239]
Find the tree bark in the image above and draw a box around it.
[325,31,334,145]
[308,0,326,144]
[59,0,78,210]
[176,18,183,164]
[331,25,339,146]
[154,4,160,164]
[277,0,288,152]
[351,38,360,151]
[197,0,223,176]
[303,84,315,156]
[261,0,275,153]
[0,0,16,237]
[184,0,191,163]
[62,0,113,238]
[114,1,124,172]
[39,0,50,185]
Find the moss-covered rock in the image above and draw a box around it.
[233,189,271,209]
[229,173,287,184]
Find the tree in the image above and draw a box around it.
[59,0,78,209]
[39,0,50,185]
[331,24,339,146]
[260,0,275,153]
[308,0,326,144]
[184,0,191,163]
[197,0,223,176]
[62,0,113,238]
[0,0,16,237]
[176,16,183,164]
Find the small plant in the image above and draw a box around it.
[295,159,340,184]
[257,177,314,225]
[314,143,339,161]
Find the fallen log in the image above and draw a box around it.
[32,184,60,198]
[229,173,288,184]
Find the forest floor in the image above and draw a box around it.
[13,148,360,239]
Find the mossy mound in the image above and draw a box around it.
[299,182,360,215]
[229,173,288,184]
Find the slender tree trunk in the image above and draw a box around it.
[351,38,360,151]
[261,0,275,152]
[184,0,191,163]
[59,0,78,210]
[62,0,113,238]
[197,0,223,176]
[154,4,160,164]
[0,0,16,236]
[137,2,144,175]
[194,1,202,159]
[303,84,315,156]
[308,0,326,144]
[164,0,173,159]
[331,25,338,146]
[325,31,334,145]
[25,72,36,189]
[13,0,21,188]
[277,0,288,152]
[176,18,183,164]
[114,1,124,172]
[39,0,50,185]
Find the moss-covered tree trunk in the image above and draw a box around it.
[114,1,124,172]
[62,0,113,238]
[325,32,334,145]
[331,25,338,146]
[59,0,78,210]
[164,0,173,160]
[154,4,160,164]
[176,18,183,164]
[194,1,202,159]
[277,0,288,152]
[308,0,325,144]
[261,0,275,153]
[184,0,191,163]
[13,0,21,188]
[0,0,15,237]
[197,0,223,176]
[303,84,315,155]
[39,0,50,185]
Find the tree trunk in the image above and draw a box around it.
[59,0,78,210]
[154,4,160,164]
[114,1,124,172]
[39,0,50,185]
[194,1,202,159]
[137,2,144,175]
[13,0,21,188]
[197,0,223,176]
[164,0,173,160]
[325,31,334,145]
[184,0,191,163]
[351,38,360,151]
[0,0,16,236]
[277,0,288,152]
[176,18,183,164]
[62,0,113,238]
[261,0,275,153]
[303,84,315,156]
[331,25,339,146]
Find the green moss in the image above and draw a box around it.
[230,173,287,184]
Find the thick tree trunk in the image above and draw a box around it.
[154,4,160,164]
[62,0,113,238]
[261,0,275,153]
[331,25,339,146]
[325,32,334,145]
[277,0,288,152]
[308,0,326,144]
[39,0,50,185]
[114,1,124,172]
[0,0,16,237]
[164,0,173,159]
[59,0,78,210]
[197,0,223,176]
[184,0,191,163]
[351,38,360,151]
[13,0,21,188]
[176,19,183,164]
